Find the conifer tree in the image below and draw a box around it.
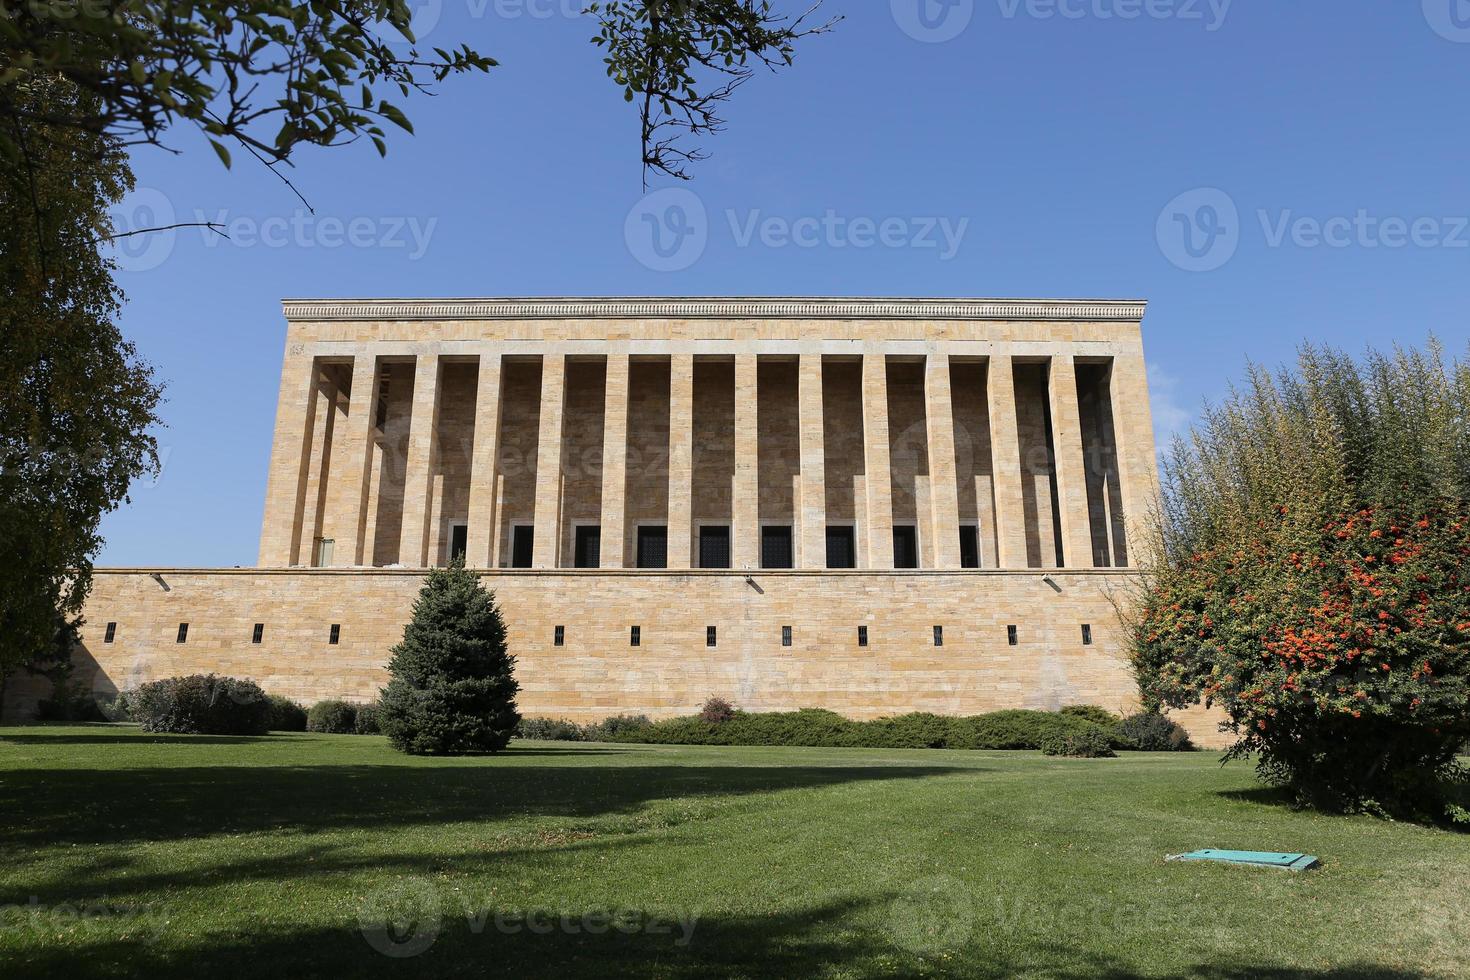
[379,565,520,755]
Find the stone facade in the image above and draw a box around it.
[29,298,1227,743]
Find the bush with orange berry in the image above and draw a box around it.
[1132,342,1470,823]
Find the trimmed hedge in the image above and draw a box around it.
[307,700,358,734]
[132,675,271,735]
[1041,727,1116,758]
[355,700,383,735]
[1118,711,1195,752]
[513,706,1201,752]
[265,695,308,732]
[517,717,586,741]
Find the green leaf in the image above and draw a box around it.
[208,139,232,168]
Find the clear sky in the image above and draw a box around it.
[100,0,1470,567]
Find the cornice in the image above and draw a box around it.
[280,297,1147,323]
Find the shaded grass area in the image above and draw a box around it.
[1,724,1467,978]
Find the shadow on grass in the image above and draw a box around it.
[0,891,1434,980]
[0,761,973,848]
[0,733,290,746]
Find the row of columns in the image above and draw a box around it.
[265,348,1143,571]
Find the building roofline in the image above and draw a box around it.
[280,297,1148,322]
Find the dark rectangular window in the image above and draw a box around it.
[450,524,469,564]
[103,622,116,644]
[630,626,641,648]
[329,624,341,645]
[857,625,869,648]
[1007,625,1018,646]
[176,623,188,644]
[1082,624,1093,646]
[825,526,856,569]
[637,525,668,569]
[252,623,264,644]
[959,525,981,569]
[706,626,717,648]
[782,625,792,647]
[574,526,602,569]
[761,525,793,569]
[893,526,919,569]
[511,526,534,568]
[933,626,943,647]
[554,625,565,647]
[698,525,731,569]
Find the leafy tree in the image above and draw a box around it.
[1132,341,1470,823]
[0,74,161,678]
[379,564,520,755]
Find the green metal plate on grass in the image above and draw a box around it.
[1167,849,1320,872]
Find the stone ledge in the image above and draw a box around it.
[280,297,1149,323]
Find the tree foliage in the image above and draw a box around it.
[1133,341,1470,823]
[2,0,831,182]
[0,74,161,676]
[378,564,520,755]
[591,0,837,182]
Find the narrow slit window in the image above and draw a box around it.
[933,626,943,647]
[706,626,717,648]
[176,623,188,644]
[554,625,565,647]
[630,626,641,648]
[1007,625,1018,646]
[103,622,116,644]
[857,625,869,648]
[252,623,264,644]
[329,624,341,645]
[782,625,792,647]
[1081,624,1093,646]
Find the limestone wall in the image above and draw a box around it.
[36,566,1219,748]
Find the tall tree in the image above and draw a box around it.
[378,564,520,756]
[0,73,162,677]
[1132,342,1470,824]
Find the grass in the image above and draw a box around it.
[1,725,1467,979]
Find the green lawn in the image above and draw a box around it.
[1,726,1466,978]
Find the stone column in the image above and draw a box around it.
[987,353,1028,568]
[1047,354,1096,568]
[1106,352,1160,567]
[465,351,503,569]
[925,349,963,569]
[599,354,630,568]
[861,352,894,569]
[258,346,318,567]
[398,353,442,568]
[667,354,695,568]
[532,352,567,568]
[330,353,380,566]
[297,370,336,562]
[732,354,760,569]
[797,352,827,568]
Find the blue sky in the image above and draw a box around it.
[102,0,1470,566]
